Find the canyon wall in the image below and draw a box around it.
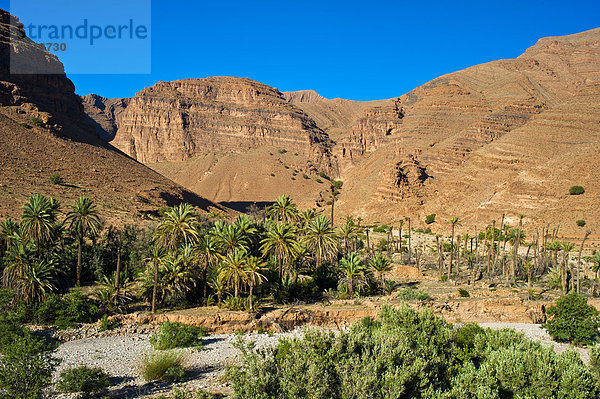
[110,77,337,176]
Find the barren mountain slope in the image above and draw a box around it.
[0,9,227,224]
[335,28,600,235]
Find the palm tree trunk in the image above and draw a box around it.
[115,246,121,305]
[203,259,209,304]
[577,231,590,294]
[249,284,254,310]
[449,226,455,280]
[76,236,83,286]
[366,229,371,255]
[407,218,412,265]
[152,259,158,313]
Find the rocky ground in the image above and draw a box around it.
[49,322,588,398]
[51,329,305,398]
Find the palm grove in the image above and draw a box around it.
[0,193,393,315]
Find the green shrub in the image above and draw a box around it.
[315,178,323,183]
[56,365,111,394]
[30,291,98,328]
[458,288,470,298]
[396,288,431,301]
[577,219,586,227]
[569,185,585,195]
[49,173,63,185]
[270,173,275,177]
[373,224,391,233]
[425,213,436,224]
[139,350,186,382]
[18,122,32,129]
[278,149,287,154]
[30,116,44,126]
[331,180,343,189]
[98,314,118,332]
[302,173,310,179]
[227,304,600,399]
[543,293,600,346]
[0,333,59,399]
[150,321,204,350]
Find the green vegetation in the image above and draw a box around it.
[56,365,111,395]
[18,122,32,129]
[139,350,186,382]
[577,219,586,227]
[49,173,63,185]
[543,293,600,346]
[0,290,58,399]
[302,173,310,179]
[458,288,470,297]
[150,321,205,350]
[396,287,431,301]
[30,116,44,127]
[425,213,436,224]
[569,185,585,195]
[228,305,600,398]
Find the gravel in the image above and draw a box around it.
[52,330,304,398]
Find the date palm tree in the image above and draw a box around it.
[208,276,226,305]
[339,216,360,253]
[195,234,220,303]
[303,215,338,270]
[211,221,250,255]
[561,241,576,293]
[508,228,526,283]
[245,255,267,310]
[448,217,461,279]
[369,252,392,293]
[298,209,318,232]
[21,194,60,254]
[65,196,102,286]
[338,252,368,297]
[3,243,55,304]
[154,203,199,251]
[0,218,19,252]
[260,223,302,280]
[268,194,298,223]
[218,248,248,298]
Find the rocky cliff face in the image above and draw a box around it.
[0,9,227,222]
[110,77,337,175]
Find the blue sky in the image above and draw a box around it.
[4,0,600,100]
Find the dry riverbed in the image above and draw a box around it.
[51,323,588,398]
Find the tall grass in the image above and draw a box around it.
[138,350,186,382]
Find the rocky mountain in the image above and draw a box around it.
[86,77,339,208]
[0,9,227,223]
[334,28,600,235]
[83,27,600,235]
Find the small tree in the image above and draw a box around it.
[576,219,586,227]
[569,185,585,195]
[49,173,63,185]
[542,292,600,346]
[425,214,436,224]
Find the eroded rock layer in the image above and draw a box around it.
[111,77,336,175]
